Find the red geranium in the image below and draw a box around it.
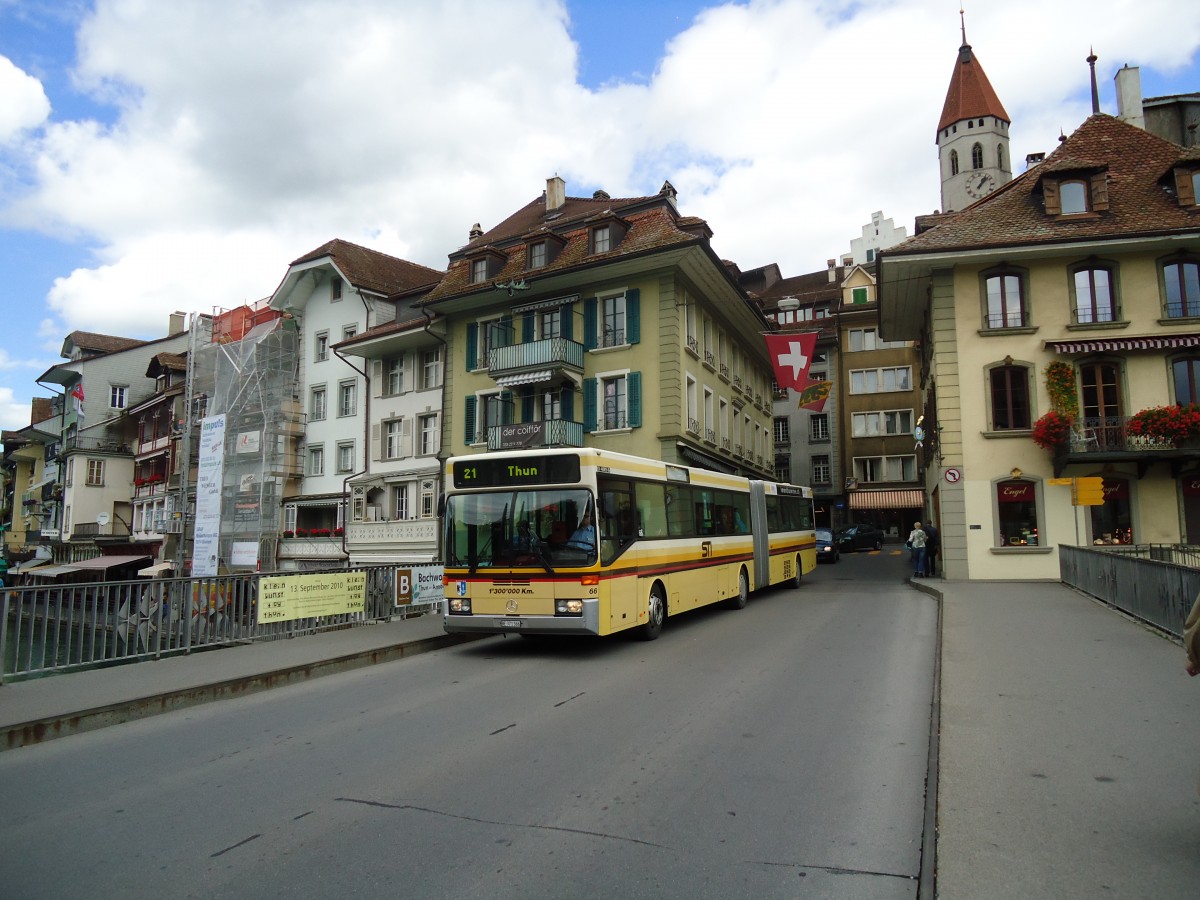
[1031,410,1073,450]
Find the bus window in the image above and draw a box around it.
[598,476,636,565]
[714,490,749,534]
[765,495,781,532]
[666,484,695,536]
[635,482,667,537]
[695,489,717,536]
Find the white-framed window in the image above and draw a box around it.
[539,308,561,340]
[384,356,404,396]
[528,241,547,268]
[600,373,628,430]
[592,224,611,254]
[685,374,698,434]
[338,379,356,417]
[853,455,918,482]
[852,409,914,436]
[420,349,442,389]
[719,397,730,447]
[470,258,488,283]
[337,441,355,473]
[703,388,715,442]
[330,278,343,301]
[810,413,830,440]
[393,484,410,520]
[421,481,436,518]
[308,445,325,476]
[774,456,791,483]
[384,418,405,459]
[310,385,327,421]
[811,455,830,485]
[474,390,508,444]
[773,416,790,443]
[418,413,438,456]
[600,294,626,348]
[110,385,128,409]
[848,327,907,352]
[849,366,912,394]
[86,458,105,486]
[475,315,508,367]
[315,331,329,362]
[343,324,357,342]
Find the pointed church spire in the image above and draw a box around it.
[937,18,1010,133]
[960,6,967,47]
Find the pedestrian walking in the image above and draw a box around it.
[907,521,927,578]
[923,522,940,576]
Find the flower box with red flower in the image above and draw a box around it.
[1031,411,1073,450]
[1126,405,1200,448]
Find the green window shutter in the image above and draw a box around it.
[521,389,534,422]
[464,395,476,444]
[628,372,642,428]
[498,315,513,347]
[583,378,597,431]
[562,386,574,421]
[561,304,574,341]
[522,312,535,342]
[626,289,640,344]
[583,298,597,350]
[852,287,868,305]
[465,323,478,370]
[500,390,514,424]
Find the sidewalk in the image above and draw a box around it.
[1,611,477,751]
[3,581,1200,896]
[934,580,1200,899]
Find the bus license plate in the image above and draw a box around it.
[499,619,523,628]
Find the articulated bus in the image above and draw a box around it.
[441,448,816,640]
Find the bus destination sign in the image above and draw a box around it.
[453,455,582,488]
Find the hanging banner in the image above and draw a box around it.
[764,332,819,392]
[796,379,832,412]
[193,414,226,576]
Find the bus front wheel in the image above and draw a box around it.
[728,567,749,609]
[639,585,666,640]
[792,556,803,589]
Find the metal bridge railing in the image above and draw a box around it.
[1060,544,1200,637]
[1,565,440,683]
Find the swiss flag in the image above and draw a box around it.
[764,332,818,392]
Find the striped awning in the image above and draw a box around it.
[1046,334,1200,354]
[849,489,925,509]
[495,370,552,387]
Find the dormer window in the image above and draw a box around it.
[528,242,546,268]
[1170,165,1200,207]
[1041,170,1109,217]
[1060,180,1088,214]
[467,249,506,284]
[592,225,611,254]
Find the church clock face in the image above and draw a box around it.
[965,171,995,199]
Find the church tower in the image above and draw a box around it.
[937,17,1011,212]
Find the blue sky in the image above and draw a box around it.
[1,0,1198,432]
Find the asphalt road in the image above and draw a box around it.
[0,548,933,899]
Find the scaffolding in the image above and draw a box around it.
[179,307,302,574]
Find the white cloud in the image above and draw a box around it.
[0,55,50,142]
[0,0,1198,354]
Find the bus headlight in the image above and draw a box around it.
[555,599,584,616]
[448,598,472,614]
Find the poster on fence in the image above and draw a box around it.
[257,571,367,624]
[396,565,444,606]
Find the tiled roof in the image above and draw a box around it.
[423,195,706,305]
[753,269,845,306]
[291,238,443,297]
[152,352,187,371]
[64,331,147,355]
[886,115,1199,256]
[937,42,1010,132]
[336,314,430,348]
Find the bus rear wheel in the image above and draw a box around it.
[792,556,803,589]
[639,585,666,640]
[728,567,749,609]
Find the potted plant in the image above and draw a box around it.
[1125,404,1200,446]
[333,526,344,537]
[1032,410,1073,450]
[282,530,295,539]
[293,528,308,537]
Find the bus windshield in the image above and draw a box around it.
[444,488,597,571]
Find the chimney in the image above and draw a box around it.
[1114,65,1145,130]
[468,222,483,240]
[827,259,837,283]
[169,311,186,335]
[546,175,566,212]
[1025,152,1046,170]
[841,254,853,268]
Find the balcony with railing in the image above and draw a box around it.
[486,418,585,451]
[1054,415,1200,476]
[488,338,584,379]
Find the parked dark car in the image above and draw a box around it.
[815,528,840,563]
[837,524,885,552]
